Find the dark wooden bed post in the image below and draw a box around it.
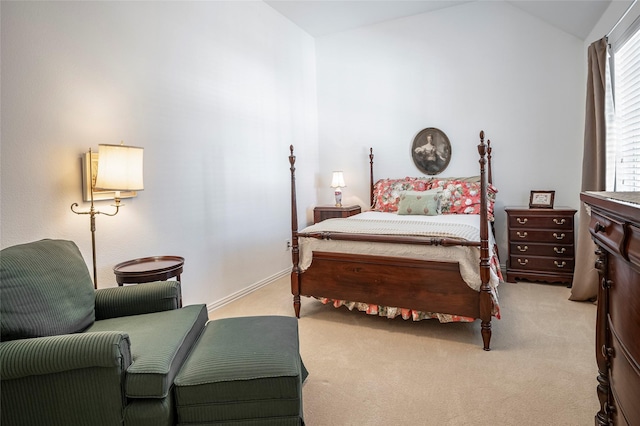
[487,138,493,185]
[289,145,301,318]
[369,148,375,208]
[477,131,493,351]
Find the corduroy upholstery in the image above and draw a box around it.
[0,239,208,426]
[0,239,96,341]
[88,304,208,398]
[95,280,183,320]
[174,316,307,425]
[0,332,131,425]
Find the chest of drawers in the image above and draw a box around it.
[581,192,640,426]
[505,207,577,284]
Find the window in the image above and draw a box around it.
[607,20,640,191]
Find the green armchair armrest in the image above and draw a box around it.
[1,332,133,425]
[95,281,181,320]
[0,331,131,380]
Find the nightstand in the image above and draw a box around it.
[313,205,361,224]
[505,207,577,285]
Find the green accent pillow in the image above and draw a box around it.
[397,189,441,216]
[0,239,96,341]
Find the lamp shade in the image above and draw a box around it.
[95,144,144,191]
[330,171,346,188]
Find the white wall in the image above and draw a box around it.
[0,1,319,307]
[314,1,586,257]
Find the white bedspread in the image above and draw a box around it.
[300,212,480,240]
[298,211,500,292]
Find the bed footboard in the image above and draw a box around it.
[301,252,481,319]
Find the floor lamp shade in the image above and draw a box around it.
[95,144,144,191]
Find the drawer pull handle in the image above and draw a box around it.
[604,403,616,416]
[554,261,566,268]
[594,222,605,233]
[601,345,615,358]
[516,218,528,224]
[517,232,528,238]
[554,247,566,254]
[517,245,528,252]
[553,218,566,225]
[517,259,528,266]
[553,233,565,240]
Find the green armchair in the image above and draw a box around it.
[0,239,208,426]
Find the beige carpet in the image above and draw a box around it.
[209,276,598,425]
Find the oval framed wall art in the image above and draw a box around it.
[411,127,452,175]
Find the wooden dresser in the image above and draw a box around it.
[581,192,640,426]
[505,207,577,284]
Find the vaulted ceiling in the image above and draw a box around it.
[264,0,612,40]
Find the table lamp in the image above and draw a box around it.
[330,171,346,207]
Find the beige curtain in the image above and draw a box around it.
[569,37,608,301]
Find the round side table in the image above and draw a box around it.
[113,256,185,286]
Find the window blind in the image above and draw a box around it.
[606,0,640,192]
[605,53,617,191]
[612,25,640,191]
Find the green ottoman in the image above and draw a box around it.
[174,316,308,425]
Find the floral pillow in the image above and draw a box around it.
[397,189,442,216]
[373,176,497,219]
[430,179,498,220]
[372,177,433,212]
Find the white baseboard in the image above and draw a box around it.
[206,268,289,314]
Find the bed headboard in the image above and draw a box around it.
[369,131,493,208]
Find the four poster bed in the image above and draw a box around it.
[288,131,501,350]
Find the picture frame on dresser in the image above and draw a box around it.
[529,190,555,209]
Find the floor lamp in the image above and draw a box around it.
[71,143,144,288]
